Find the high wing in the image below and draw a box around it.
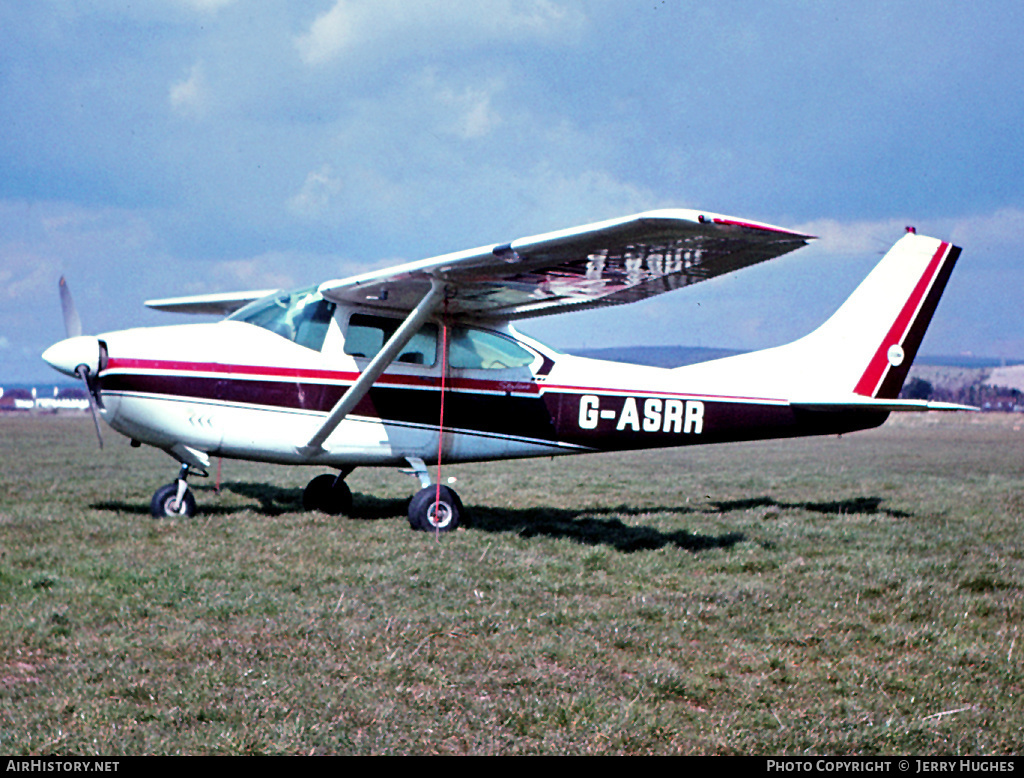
[318,209,813,320]
[145,289,280,315]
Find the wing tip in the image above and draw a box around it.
[638,208,815,240]
[707,216,816,240]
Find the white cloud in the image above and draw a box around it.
[179,0,237,11]
[295,1,359,66]
[169,63,208,117]
[191,251,368,296]
[295,0,583,66]
[792,217,918,257]
[0,201,159,305]
[794,208,1024,266]
[503,0,577,36]
[502,164,659,231]
[944,207,1024,251]
[288,165,344,220]
[420,71,503,139]
[449,85,500,140]
[0,200,158,315]
[205,256,296,292]
[0,252,55,302]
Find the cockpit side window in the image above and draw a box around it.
[227,287,336,352]
[345,313,438,366]
[448,327,535,370]
[341,316,533,370]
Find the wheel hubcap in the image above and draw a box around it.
[426,501,452,529]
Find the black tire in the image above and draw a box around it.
[302,473,353,516]
[150,482,197,519]
[408,485,462,532]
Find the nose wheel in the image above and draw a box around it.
[151,465,197,519]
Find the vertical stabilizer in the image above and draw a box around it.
[846,236,961,398]
[675,233,961,402]
[796,233,961,399]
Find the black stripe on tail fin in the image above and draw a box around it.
[853,241,961,399]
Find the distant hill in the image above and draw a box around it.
[913,355,1024,369]
[980,365,1024,392]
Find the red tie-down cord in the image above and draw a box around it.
[434,305,449,539]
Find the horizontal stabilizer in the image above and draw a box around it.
[792,399,977,413]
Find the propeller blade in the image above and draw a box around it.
[59,276,83,339]
[55,278,103,448]
[75,365,104,449]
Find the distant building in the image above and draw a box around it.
[0,387,35,411]
[0,386,89,412]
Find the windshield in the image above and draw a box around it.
[227,286,336,351]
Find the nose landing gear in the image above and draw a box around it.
[151,464,197,519]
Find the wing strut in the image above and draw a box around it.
[298,278,447,457]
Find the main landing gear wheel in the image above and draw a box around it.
[303,473,353,516]
[408,485,463,532]
[150,482,196,519]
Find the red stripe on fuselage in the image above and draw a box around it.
[104,357,785,406]
[853,241,950,398]
[104,357,540,395]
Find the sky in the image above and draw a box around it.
[4,1,1024,383]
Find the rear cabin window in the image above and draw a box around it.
[228,287,336,352]
[448,327,535,370]
[345,314,438,366]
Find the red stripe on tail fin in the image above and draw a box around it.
[853,241,960,398]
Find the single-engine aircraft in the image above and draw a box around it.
[42,209,970,531]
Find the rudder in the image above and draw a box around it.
[850,237,961,398]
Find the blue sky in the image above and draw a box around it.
[4,1,1024,382]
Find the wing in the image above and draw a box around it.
[318,209,813,320]
[145,289,280,315]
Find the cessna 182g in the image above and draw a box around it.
[42,209,968,531]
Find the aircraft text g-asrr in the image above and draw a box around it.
[577,395,704,434]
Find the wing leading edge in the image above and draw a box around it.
[318,209,813,320]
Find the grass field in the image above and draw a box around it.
[1,413,1022,755]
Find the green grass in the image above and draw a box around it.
[1,412,1022,754]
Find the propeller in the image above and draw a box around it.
[59,276,83,339]
[56,276,104,448]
